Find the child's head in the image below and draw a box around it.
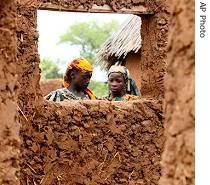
[107,65,129,97]
[63,58,93,89]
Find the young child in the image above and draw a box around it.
[45,58,96,101]
[106,65,140,101]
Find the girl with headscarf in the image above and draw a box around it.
[45,58,96,101]
[105,65,140,101]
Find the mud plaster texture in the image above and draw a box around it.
[159,0,195,185]
[0,0,195,184]
[127,1,169,99]
[14,0,168,185]
[20,99,164,185]
[0,0,20,184]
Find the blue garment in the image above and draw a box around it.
[127,78,140,96]
[115,97,123,101]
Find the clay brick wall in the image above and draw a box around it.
[20,99,164,185]
[159,0,195,185]
[14,1,167,185]
[0,0,19,184]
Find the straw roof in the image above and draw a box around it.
[96,15,142,70]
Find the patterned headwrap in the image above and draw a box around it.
[108,65,140,96]
[68,58,93,73]
[108,65,129,82]
[63,58,96,100]
[108,65,130,81]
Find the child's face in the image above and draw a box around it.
[108,72,126,95]
[72,70,92,89]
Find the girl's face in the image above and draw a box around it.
[71,70,92,89]
[108,72,126,96]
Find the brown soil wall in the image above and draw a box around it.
[40,78,63,96]
[126,52,142,91]
[127,2,168,99]
[0,0,195,185]
[20,99,164,185]
[14,0,167,185]
[0,0,19,184]
[159,0,195,185]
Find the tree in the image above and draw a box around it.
[40,58,63,80]
[58,20,120,65]
[88,80,108,97]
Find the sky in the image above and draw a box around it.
[37,10,131,81]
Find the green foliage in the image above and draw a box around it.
[88,80,108,97]
[58,20,120,65]
[40,58,62,80]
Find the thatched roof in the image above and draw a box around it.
[96,15,142,70]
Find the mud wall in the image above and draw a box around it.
[126,52,142,91]
[0,0,195,185]
[20,99,164,185]
[40,78,63,96]
[0,0,19,184]
[15,0,167,185]
[159,0,195,185]
[126,1,168,99]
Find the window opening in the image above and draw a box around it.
[37,10,142,99]
[37,10,133,96]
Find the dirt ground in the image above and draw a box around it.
[0,0,194,185]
